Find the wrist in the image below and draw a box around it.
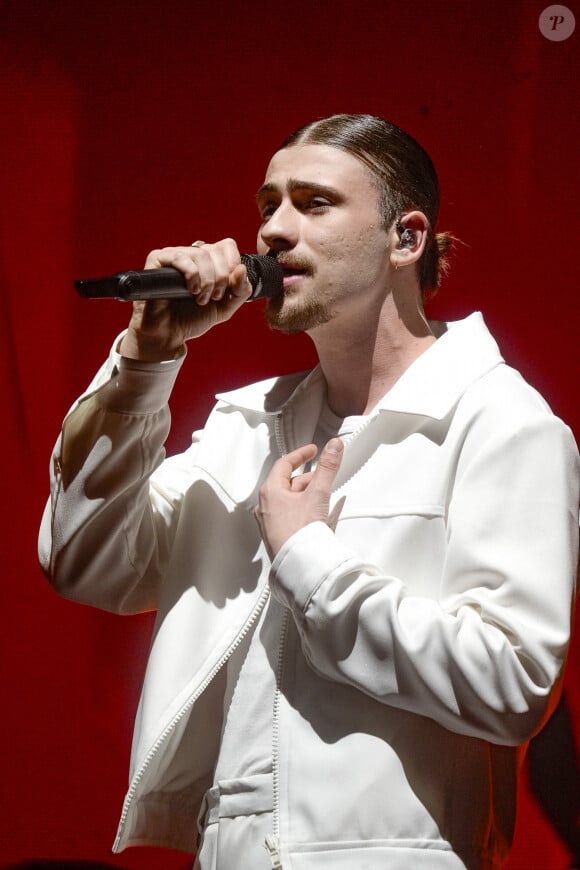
[119,330,185,362]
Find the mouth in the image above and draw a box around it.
[281,266,307,277]
[281,269,307,290]
[276,258,311,290]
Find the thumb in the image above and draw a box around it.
[313,437,344,488]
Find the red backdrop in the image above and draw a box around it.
[1,1,578,867]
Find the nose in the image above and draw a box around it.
[258,200,299,252]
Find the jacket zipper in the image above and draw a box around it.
[267,413,289,867]
[266,407,376,866]
[267,407,372,865]
[271,604,289,835]
[274,412,287,458]
[265,833,283,868]
[113,584,271,851]
[330,410,378,495]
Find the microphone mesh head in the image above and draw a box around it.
[242,255,284,300]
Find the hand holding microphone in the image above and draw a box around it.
[75,250,283,303]
[82,239,283,361]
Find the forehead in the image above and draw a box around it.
[260,143,376,194]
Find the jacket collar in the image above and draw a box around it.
[216,313,504,421]
[373,312,504,419]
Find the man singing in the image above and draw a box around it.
[39,114,579,869]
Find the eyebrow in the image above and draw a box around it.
[255,179,344,201]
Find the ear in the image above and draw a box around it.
[389,210,430,270]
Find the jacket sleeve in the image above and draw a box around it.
[269,407,580,746]
[38,340,191,614]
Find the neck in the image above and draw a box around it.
[308,288,436,418]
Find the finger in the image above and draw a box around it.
[145,245,206,273]
[229,263,253,300]
[206,240,249,306]
[144,246,212,300]
[208,265,252,323]
[199,240,243,303]
[144,245,231,304]
[184,246,217,303]
[311,438,344,491]
[271,444,318,487]
[290,470,315,492]
[144,247,170,269]
[200,238,243,303]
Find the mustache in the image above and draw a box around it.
[268,252,315,274]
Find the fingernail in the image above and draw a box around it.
[326,438,343,453]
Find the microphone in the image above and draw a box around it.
[74,254,283,302]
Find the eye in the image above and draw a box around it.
[258,200,278,221]
[307,196,330,213]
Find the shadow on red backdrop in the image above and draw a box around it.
[0,0,578,867]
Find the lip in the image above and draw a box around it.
[282,270,307,289]
[280,264,309,289]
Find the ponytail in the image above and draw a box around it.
[421,230,456,297]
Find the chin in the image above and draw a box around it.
[264,296,333,334]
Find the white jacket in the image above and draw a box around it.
[39,313,579,869]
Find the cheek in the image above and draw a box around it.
[317,234,346,259]
[321,226,387,272]
[355,225,389,270]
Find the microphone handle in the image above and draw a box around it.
[74,254,283,302]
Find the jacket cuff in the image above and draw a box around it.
[269,521,360,618]
[89,333,187,415]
